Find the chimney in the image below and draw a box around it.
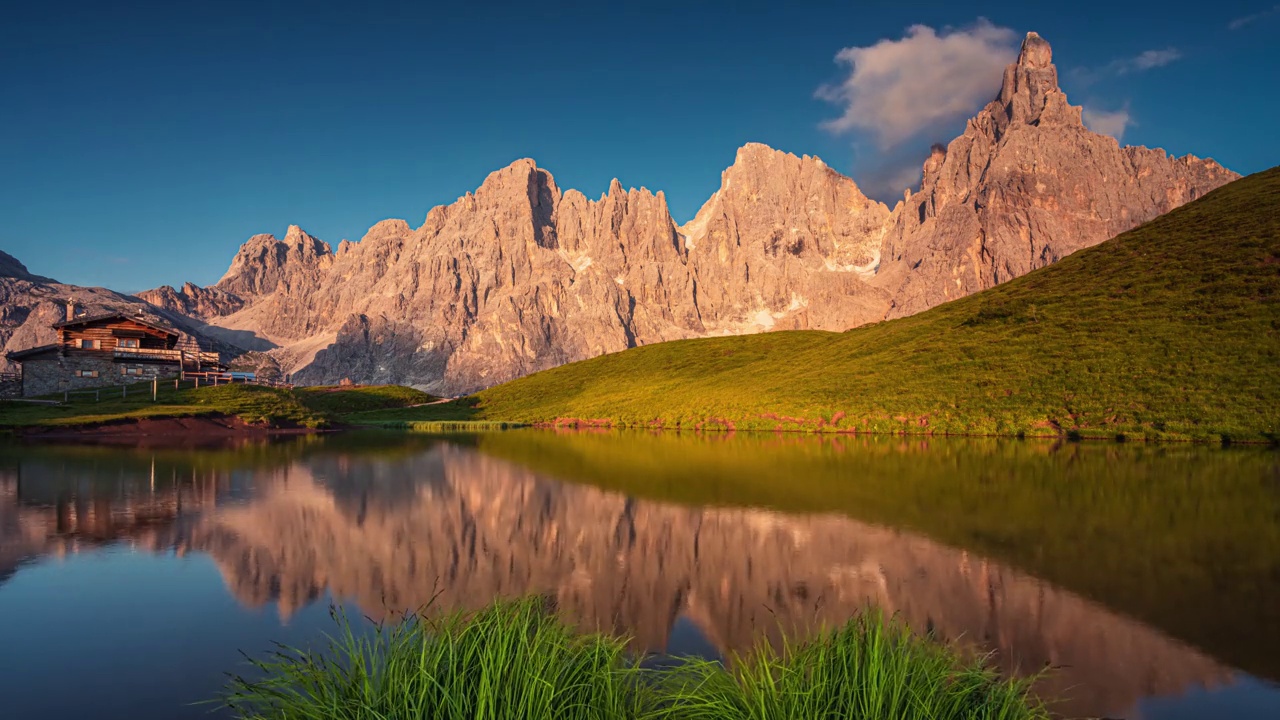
[66,299,77,322]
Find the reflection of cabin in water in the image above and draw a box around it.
[3,302,223,398]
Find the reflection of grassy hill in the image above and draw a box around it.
[395,168,1280,442]
[474,430,1280,681]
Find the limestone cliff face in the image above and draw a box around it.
[872,32,1237,317]
[677,144,893,333]
[136,281,245,318]
[113,31,1234,392]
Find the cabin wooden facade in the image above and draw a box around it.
[4,307,223,398]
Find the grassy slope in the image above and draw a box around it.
[292,385,435,416]
[397,168,1280,442]
[0,384,433,429]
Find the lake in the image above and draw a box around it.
[0,431,1277,719]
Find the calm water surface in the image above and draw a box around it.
[0,431,1277,719]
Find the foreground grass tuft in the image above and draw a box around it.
[220,598,1047,720]
[222,598,656,720]
[662,612,1047,720]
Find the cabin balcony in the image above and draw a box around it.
[112,347,221,365]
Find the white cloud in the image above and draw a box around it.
[817,20,1019,149]
[1126,48,1182,72]
[1229,4,1280,29]
[1082,105,1132,141]
[1070,47,1182,86]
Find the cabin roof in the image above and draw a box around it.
[4,344,59,361]
[52,312,179,338]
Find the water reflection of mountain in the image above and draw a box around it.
[171,445,1234,719]
[3,436,1274,718]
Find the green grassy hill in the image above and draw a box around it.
[0,383,434,430]
[390,167,1280,442]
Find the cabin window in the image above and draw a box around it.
[76,339,100,350]
[120,366,144,376]
[75,370,99,378]
[119,338,139,348]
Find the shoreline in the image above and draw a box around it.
[11,414,328,445]
[4,413,1274,447]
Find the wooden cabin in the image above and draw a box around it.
[4,305,223,398]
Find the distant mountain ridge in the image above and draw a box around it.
[4,32,1238,389]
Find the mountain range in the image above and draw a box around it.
[0,32,1237,394]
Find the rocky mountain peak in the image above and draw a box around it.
[0,249,51,282]
[873,30,1237,320]
[992,30,1074,133]
[474,158,562,211]
[1017,31,1052,69]
[77,31,1238,394]
[215,226,335,299]
[283,225,332,257]
[724,142,836,181]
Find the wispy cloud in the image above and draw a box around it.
[816,19,1019,149]
[1229,4,1280,29]
[1125,48,1182,72]
[1082,105,1132,142]
[1072,47,1182,85]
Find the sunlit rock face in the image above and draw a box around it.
[96,32,1232,395]
[174,446,1232,719]
[872,32,1236,317]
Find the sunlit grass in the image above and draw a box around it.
[0,383,329,428]
[219,598,1047,720]
[292,385,436,416]
[221,598,658,720]
[0,383,435,429]
[662,611,1047,720]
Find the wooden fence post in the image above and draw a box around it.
[95,389,100,402]
[152,379,157,402]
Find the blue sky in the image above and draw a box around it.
[2,0,1277,291]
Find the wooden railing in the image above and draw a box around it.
[113,347,221,365]
[183,371,293,389]
[0,372,18,384]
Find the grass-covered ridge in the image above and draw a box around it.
[0,383,434,430]
[397,168,1280,442]
[220,597,1046,720]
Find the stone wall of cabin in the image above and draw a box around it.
[20,355,179,398]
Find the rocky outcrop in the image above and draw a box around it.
[679,143,891,333]
[71,31,1235,392]
[136,281,245,318]
[871,32,1238,317]
[0,250,53,283]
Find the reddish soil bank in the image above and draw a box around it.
[15,414,323,447]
